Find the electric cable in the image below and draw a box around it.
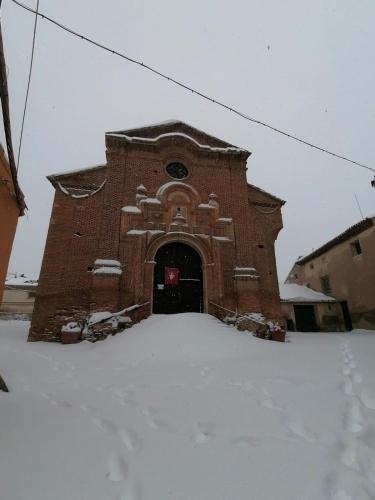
[10,0,375,173]
[16,0,39,172]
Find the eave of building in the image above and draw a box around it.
[297,217,375,265]
[47,164,107,187]
[0,143,26,215]
[5,284,37,290]
[248,183,286,205]
[107,119,238,149]
[280,298,337,303]
[106,131,250,156]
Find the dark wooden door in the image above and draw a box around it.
[153,243,203,314]
[294,304,318,332]
[340,301,353,331]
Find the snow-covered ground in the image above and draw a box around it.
[1,314,375,500]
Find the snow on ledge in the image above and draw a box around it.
[93,267,122,275]
[212,236,231,241]
[127,230,148,235]
[198,203,215,210]
[122,206,142,214]
[94,259,121,267]
[139,197,161,206]
[57,180,106,198]
[234,266,259,278]
[107,132,246,153]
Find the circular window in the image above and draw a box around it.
[166,162,188,179]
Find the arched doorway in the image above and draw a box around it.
[153,242,203,314]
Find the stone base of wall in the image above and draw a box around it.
[29,300,152,343]
[352,309,375,331]
[208,301,285,341]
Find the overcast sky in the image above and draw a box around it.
[3,0,375,281]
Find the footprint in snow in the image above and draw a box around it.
[343,400,364,434]
[118,481,143,500]
[198,374,215,389]
[359,390,375,410]
[41,392,58,405]
[340,440,375,485]
[142,407,175,432]
[193,422,215,444]
[340,441,360,471]
[90,414,142,452]
[342,366,351,376]
[232,435,273,447]
[80,403,98,414]
[93,416,118,434]
[119,428,142,452]
[106,454,128,482]
[110,387,138,408]
[259,388,283,411]
[281,416,317,443]
[199,367,210,377]
[323,471,354,500]
[341,377,354,396]
[41,392,73,408]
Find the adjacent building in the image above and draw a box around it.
[280,283,344,332]
[0,275,38,318]
[30,120,285,342]
[286,216,375,330]
[0,144,25,305]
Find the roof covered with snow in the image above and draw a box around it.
[106,120,250,155]
[297,216,375,265]
[48,164,106,182]
[5,276,38,288]
[280,283,336,303]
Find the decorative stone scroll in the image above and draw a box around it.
[121,181,234,243]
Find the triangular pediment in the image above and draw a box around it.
[106,120,242,150]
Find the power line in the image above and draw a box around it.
[10,0,375,174]
[16,0,39,172]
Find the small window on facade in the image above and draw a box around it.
[310,263,314,269]
[320,275,332,295]
[350,240,362,256]
[166,162,188,179]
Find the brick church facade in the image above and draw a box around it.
[29,121,285,342]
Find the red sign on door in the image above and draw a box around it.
[165,267,179,286]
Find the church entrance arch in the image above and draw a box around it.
[153,242,203,314]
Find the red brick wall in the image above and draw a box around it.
[29,167,106,340]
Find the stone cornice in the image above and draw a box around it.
[106,132,250,160]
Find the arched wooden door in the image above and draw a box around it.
[153,242,203,314]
